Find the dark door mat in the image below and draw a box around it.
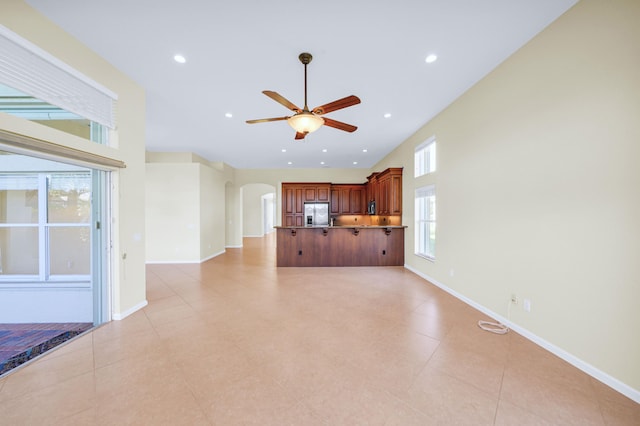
[0,323,93,376]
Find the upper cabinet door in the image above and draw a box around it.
[317,185,330,202]
[350,186,366,214]
[330,188,340,214]
[303,186,317,202]
[390,174,402,215]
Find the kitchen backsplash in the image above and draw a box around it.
[332,215,402,226]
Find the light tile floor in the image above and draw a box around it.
[0,234,637,425]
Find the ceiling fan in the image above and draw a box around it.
[246,52,361,140]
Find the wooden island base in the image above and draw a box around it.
[276,226,405,267]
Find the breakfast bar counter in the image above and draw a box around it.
[274,225,406,267]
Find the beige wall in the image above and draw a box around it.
[225,181,242,248]
[1,0,147,318]
[199,162,226,259]
[145,163,200,262]
[375,0,640,395]
[145,156,226,263]
[242,183,275,237]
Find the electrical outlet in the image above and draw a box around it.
[511,294,518,304]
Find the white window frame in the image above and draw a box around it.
[0,171,92,284]
[415,184,436,260]
[414,136,436,177]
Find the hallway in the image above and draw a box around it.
[0,234,637,424]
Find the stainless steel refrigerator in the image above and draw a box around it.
[304,202,329,226]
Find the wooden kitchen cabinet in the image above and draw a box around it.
[330,188,340,214]
[282,168,401,226]
[282,183,331,225]
[389,172,402,215]
[350,186,366,213]
[317,186,330,202]
[330,184,366,215]
[367,167,402,216]
[366,172,378,208]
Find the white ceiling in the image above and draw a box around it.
[26,0,577,169]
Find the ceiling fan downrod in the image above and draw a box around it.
[299,52,312,112]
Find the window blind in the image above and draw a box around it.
[0,173,38,190]
[0,25,117,129]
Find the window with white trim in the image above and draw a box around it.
[415,185,436,259]
[0,171,91,282]
[414,136,436,177]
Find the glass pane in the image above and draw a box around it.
[49,226,90,275]
[414,151,422,177]
[0,174,39,224]
[0,227,38,274]
[0,84,107,143]
[428,195,436,220]
[429,222,436,257]
[429,143,437,172]
[414,141,436,177]
[48,173,91,223]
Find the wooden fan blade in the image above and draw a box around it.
[246,116,289,124]
[322,117,358,133]
[263,91,302,113]
[294,132,306,140]
[312,95,361,115]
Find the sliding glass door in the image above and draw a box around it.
[0,151,109,325]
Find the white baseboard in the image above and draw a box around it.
[243,234,264,238]
[225,244,243,248]
[200,249,225,263]
[112,299,147,321]
[404,264,640,404]
[145,250,227,265]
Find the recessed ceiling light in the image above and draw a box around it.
[425,54,438,64]
[353,161,358,165]
[174,54,186,64]
[362,149,368,153]
[322,149,328,153]
[225,112,233,118]
[281,149,287,153]
[384,113,391,118]
[320,161,325,165]
[287,161,293,165]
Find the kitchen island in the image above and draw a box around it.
[275,225,406,267]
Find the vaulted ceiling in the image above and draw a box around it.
[26,0,578,169]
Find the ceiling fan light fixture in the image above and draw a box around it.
[288,113,324,134]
